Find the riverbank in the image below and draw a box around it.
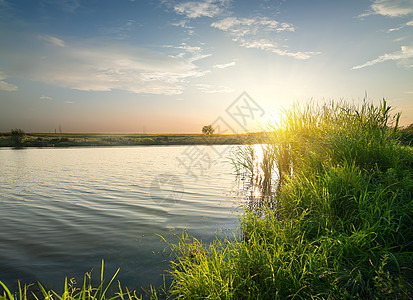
[161,100,413,299]
[2,128,413,148]
[0,132,265,147]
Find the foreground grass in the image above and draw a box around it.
[0,261,145,300]
[164,100,413,299]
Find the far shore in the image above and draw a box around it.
[0,132,267,148]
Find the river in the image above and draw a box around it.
[0,145,243,294]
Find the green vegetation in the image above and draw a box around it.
[399,124,413,146]
[162,100,413,299]
[0,261,143,300]
[0,132,262,147]
[10,129,26,147]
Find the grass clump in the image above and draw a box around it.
[0,261,143,300]
[165,99,413,299]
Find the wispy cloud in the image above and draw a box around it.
[0,72,17,91]
[40,95,53,100]
[211,16,294,37]
[388,19,413,32]
[238,38,319,59]
[9,39,208,95]
[171,19,189,27]
[213,61,236,69]
[172,0,230,18]
[164,42,211,62]
[352,45,413,69]
[171,19,194,35]
[211,16,319,59]
[359,0,413,18]
[194,83,233,93]
[38,34,66,47]
[0,80,17,91]
[393,36,407,42]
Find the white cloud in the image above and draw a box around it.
[393,36,407,42]
[388,19,413,31]
[173,0,229,18]
[164,43,211,62]
[360,0,413,17]
[171,19,195,35]
[171,19,189,27]
[38,34,66,47]
[352,45,413,69]
[211,16,294,38]
[0,72,17,91]
[0,80,18,91]
[212,17,319,59]
[40,95,53,100]
[213,61,236,69]
[10,40,208,95]
[194,83,233,93]
[238,38,319,59]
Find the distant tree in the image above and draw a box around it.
[202,125,215,135]
[11,128,26,146]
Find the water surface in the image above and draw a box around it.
[0,146,241,293]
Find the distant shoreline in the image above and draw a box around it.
[0,132,267,147]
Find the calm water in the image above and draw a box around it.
[0,145,242,294]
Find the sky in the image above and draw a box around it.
[0,0,412,133]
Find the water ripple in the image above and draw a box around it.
[0,146,240,293]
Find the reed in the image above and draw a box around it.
[165,99,413,299]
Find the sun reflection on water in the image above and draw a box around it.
[252,144,265,199]
[235,143,278,211]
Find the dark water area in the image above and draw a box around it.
[0,146,242,295]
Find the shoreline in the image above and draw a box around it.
[0,132,267,148]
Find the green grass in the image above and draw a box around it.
[399,125,413,146]
[162,99,413,299]
[0,261,144,300]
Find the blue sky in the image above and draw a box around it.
[0,0,412,133]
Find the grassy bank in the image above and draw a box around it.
[0,132,263,148]
[162,100,413,299]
